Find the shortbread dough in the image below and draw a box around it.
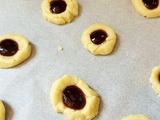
[50,75,100,120]
[121,114,150,120]
[41,0,78,24]
[0,100,5,120]
[0,34,31,68]
[149,66,160,95]
[131,0,160,18]
[81,24,116,55]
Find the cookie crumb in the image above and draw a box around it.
[91,58,95,60]
[58,46,63,51]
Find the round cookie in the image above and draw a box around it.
[149,66,160,95]
[50,75,100,120]
[0,100,5,120]
[121,114,150,120]
[81,24,116,55]
[131,0,160,18]
[41,0,78,25]
[0,34,31,68]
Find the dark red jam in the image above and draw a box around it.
[158,73,160,82]
[50,0,67,14]
[90,30,108,45]
[142,0,159,10]
[62,85,86,110]
[0,39,18,56]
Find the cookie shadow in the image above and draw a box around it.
[78,3,83,17]
[3,101,14,120]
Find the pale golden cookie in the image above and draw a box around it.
[0,100,5,120]
[121,114,150,120]
[131,0,160,18]
[149,66,160,95]
[50,75,100,120]
[41,0,78,25]
[81,24,116,55]
[0,34,31,68]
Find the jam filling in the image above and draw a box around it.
[90,29,108,45]
[62,85,86,110]
[142,0,159,10]
[50,0,67,14]
[158,73,160,82]
[0,39,18,56]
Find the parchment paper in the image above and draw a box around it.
[0,0,160,120]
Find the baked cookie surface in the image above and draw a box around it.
[0,100,5,120]
[149,66,160,95]
[81,24,116,55]
[121,114,150,120]
[50,75,100,120]
[0,34,31,68]
[41,0,78,24]
[132,0,160,18]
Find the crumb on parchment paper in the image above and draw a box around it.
[91,58,95,60]
[58,46,63,51]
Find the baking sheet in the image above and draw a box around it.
[0,0,160,120]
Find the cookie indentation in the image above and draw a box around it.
[90,30,107,45]
[62,85,86,110]
[143,0,159,10]
[50,0,67,14]
[0,39,18,56]
[158,73,160,82]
